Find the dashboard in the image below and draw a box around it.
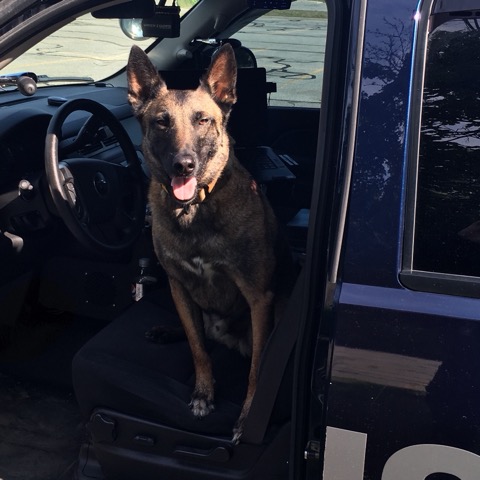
[0,84,143,265]
[0,114,51,191]
[0,84,141,184]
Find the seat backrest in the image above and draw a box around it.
[242,266,306,444]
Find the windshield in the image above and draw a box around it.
[2,1,198,86]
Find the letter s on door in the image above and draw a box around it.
[382,444,480,480]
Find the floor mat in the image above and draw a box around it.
[0,373,84,480]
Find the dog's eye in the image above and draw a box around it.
[194,112,210,126]
[155,115,170,129]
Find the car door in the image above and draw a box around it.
[302,0,480,478]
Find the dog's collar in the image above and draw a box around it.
[161,177,218,213]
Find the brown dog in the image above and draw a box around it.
[127,44,289,442]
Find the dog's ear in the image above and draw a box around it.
[202,44,237,111]
[127,45,166,116]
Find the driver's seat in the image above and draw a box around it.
[72,282,297,480]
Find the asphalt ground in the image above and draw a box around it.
[236,1,327,107]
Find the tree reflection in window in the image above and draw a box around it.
[414,15,480,277]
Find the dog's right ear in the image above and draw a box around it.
[127,45,166,116]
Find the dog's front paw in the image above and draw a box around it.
[189,392,215,418]
[232,398,251,445]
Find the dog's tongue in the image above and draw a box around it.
[171,176,197,201]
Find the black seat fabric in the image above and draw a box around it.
[72,292,251,437]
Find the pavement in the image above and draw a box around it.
[292,0,327,11]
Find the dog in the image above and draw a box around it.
[127,43,291,442]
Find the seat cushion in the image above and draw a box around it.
[72,292,251,437]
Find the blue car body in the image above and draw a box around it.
[313,0,480,477]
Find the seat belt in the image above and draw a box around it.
[241,267,306,444]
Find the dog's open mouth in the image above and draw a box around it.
[171,176,198,202]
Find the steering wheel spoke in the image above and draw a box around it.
[59,163,79,208]
[45,98,145,254]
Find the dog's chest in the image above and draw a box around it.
[157,205,229,280]
[179,255,216,281]
[159,232,222,281]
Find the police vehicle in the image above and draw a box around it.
[0,0,478,478]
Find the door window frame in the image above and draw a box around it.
[400,0,480,298]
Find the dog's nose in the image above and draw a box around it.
[173,156,196,176]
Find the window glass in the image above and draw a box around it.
[235,1,327,108]
[412,14,480,277]
[2,1,199,85]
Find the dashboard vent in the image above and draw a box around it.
[77,135,118,156]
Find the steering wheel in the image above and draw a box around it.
[45,98,145,254]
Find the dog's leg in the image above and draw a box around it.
[231,279,275,443]
[169,277,215,417]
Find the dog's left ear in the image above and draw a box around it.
[202,44,237,111]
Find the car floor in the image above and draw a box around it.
[0,372,83,480]
[0,307,105,480]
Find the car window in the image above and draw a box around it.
[4,14,144,83]
[402,4,480,295]
[234,1,327,108]
[1,1,199,85]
